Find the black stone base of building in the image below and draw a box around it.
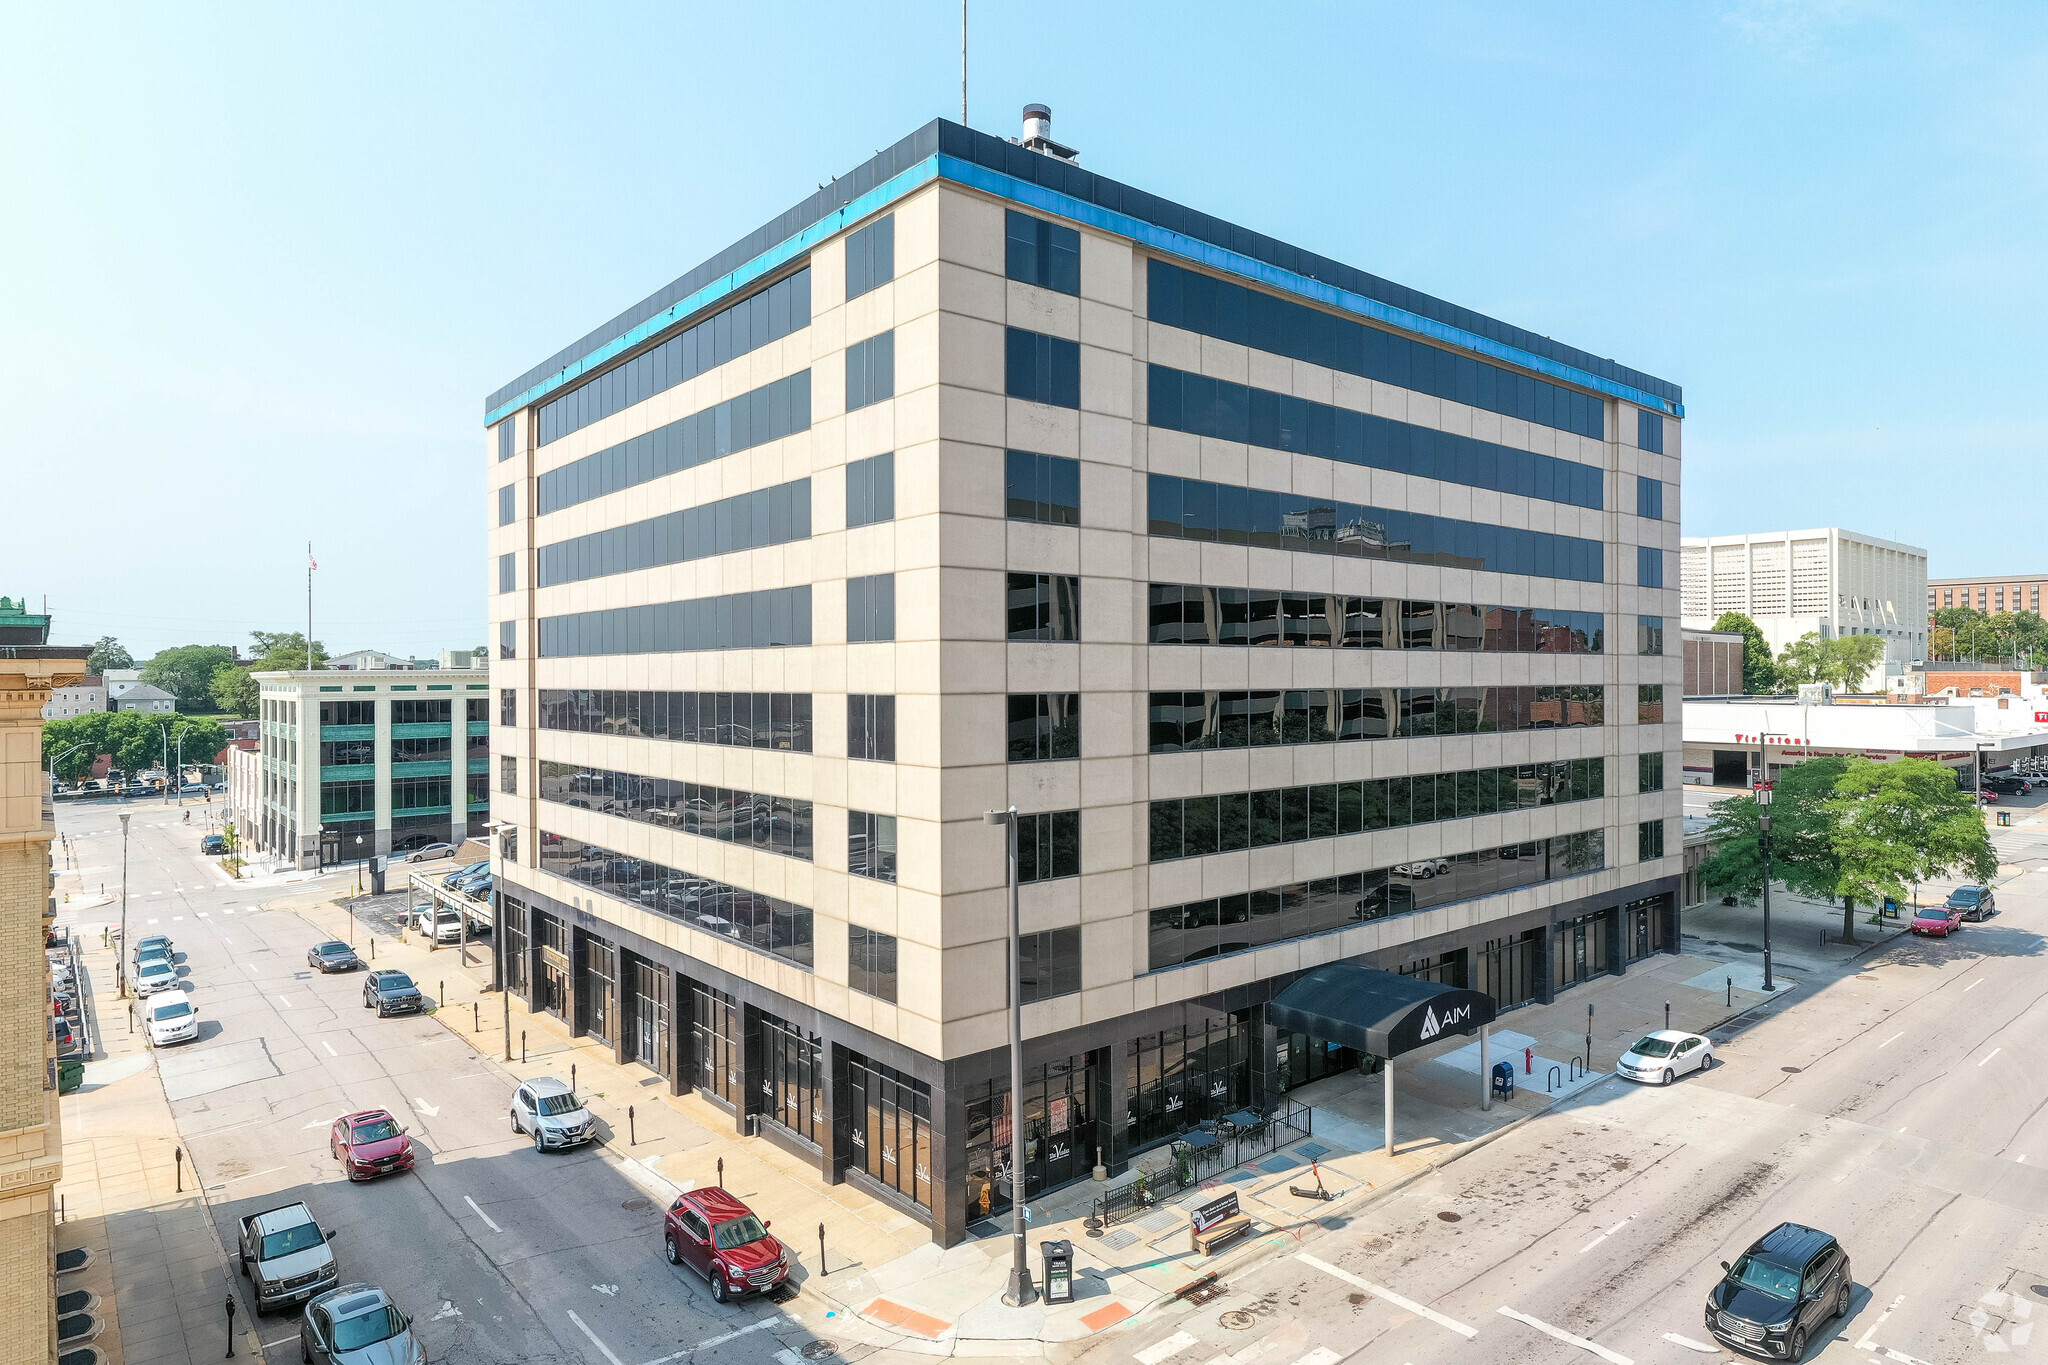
[495,873,1677,1248]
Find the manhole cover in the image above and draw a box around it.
[800,1341,838,1360]
[1781,1067,1802,1073]
[1437,1211,1462,1222]
[1219,1311,1257,1330]
[622,1198,652,1211]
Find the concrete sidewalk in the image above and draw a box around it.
[54,915,265,1365]
[279,875,1824,1359]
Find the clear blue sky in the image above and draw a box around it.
[6,2,2042,660]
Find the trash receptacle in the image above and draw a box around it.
[1999,811,2012,827]
[57,1058,83,1095]
[1491,1061,1515,1100]
[1040,1239,1074,1304]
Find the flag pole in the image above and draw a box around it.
[307,542,314,668]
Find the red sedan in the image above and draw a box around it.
[330,1109,415,1181]
[1911,906,1964,937]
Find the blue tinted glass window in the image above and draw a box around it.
[1637,545,1664,588]
[846,332,895,412]
[537,268,811,446]
[1006,328,1080,409]
[1004,450,1080,525]
[1005,210,1081,296]
[846,452,895,528]
[1146,364,1599,510]
[1638,615,1665,656]
[535,480,811,588]
[845,215,895,301]
[539,588,813,658]
[1148,259,1603,441]
[1637,476,1663,521]
[498,553,515,594]
[846,573,896,643]
[1637,408,1665,453]
[496,421,514,462]
[498,484,515,526]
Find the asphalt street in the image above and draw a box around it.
[1084,874,2048,1364]
[61,798,818,1365]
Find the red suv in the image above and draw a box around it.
[330,1109,416,1180]
[662,1188,790,1302]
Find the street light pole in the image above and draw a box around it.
[982,805,1034,1308]
[48,743,86,789]
[1757,769,1775,994]
[118,812,132,998]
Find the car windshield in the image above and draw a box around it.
[259,1223,327,1260]
[379,974,414,991]
[536,1091,582,1117]
[137,948,169,963]
[318,942,350,955]
[1916,908,1949,919]
[351,1118,401,1143]
[713,1214,770,1250]
[153,1001,193,1020]
[1730,1255,1800,1300]
[330,1306,404,1350]
[1629,1036,1676,1058]
[1950,889,1983,904]
[139,961,172,977]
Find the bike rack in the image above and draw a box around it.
[1568,1057,1585,1082]
[1546,1065,1562,1093]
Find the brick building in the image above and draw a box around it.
[1929,574,2048,616]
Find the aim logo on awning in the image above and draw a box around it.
[1416,1001,1474,1042]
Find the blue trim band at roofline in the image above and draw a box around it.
[488,151,1683,427]
[484,158,939,427]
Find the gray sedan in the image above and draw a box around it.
[300,1284,424,1365]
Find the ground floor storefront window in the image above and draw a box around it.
[963,1053,1097,1221]
[1555,909,1611,990]
[1475,930,1543,1010]
[690,983,742,1111]
[536,912,568,1018]
[1127,1008,1250,1147]
[1622,894,1668,961]
[626,956,669,1075]
[846,1052,932,1210]
[501,896,528,994]
[758,1012,824,1144]
[582,936,617,1045]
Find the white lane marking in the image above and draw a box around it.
[277,996,292,1009]
[260,1336,299,1348]
[1497,1306,1631,1365]
[1135,1331,1200,1365]
[213,1165,285,1187]
[1967,978,1985,992]
[197,912,210,919]
[222,909,235,916]
[636,1316,788,1363]
[1875,1346,1937,1364]
[1857,1294,1905,1350]
[1580,1216,1632,1253]
[1980,1048,2002,1067]
[463,1195,502,1232]
[147,917,159,924]
[568,1310,625,1365]
[303,1119,329,1130]
[1297,1254,1477,1338]
[1290,1351,1342,1365]
[1899,1127,1909,1133]
[2021,1155,2029,1164]
[172,915,182,921]
[242,963,259,973]
[1661,1334,1720,1354]
[413,1098,441,1117]
[321,1041,338,1057]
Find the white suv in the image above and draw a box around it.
[145,995,199,1046]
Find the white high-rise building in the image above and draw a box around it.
[1681,528,1927,686]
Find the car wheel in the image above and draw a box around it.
[534,1127,545,1153]
[1662,1069,1674,1086]
[710,1275,728,1304]
[239,1254,248,1279]
[510,1110,520,1134]
[665,1235,681,1266]
[1834,1283,1850,1319]
[1788,1325,1807,1362]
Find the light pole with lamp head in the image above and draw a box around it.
[351,833,368,943]
[981,805,1035,1307]
[48,743,86,790]
[1756,769,1775,993]
[117,811,132,998]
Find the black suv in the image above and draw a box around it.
[1945,885,1995,921]
[1706,1223,1851,1360]
[1983,775,2032,795]
[362,970,423,1017]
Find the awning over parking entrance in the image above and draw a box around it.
[1267,964,1501,1155]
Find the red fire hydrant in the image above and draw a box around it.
[1525,1046,1534,1075]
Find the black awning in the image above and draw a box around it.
[1267,963,1498,1059]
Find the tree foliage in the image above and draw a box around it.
[1774,632,1887,691]
[1710,611,1779,694]
[1695,757,1848,907]
[1926,607,2048,665]
[211,663,258,718]
[249,631,328,671]
[141,645,237,711]
[42,711,230,779]
[86,637,134,673]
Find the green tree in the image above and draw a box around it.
[141,645,236,710]
[1827,757,1997,940]
[41,713,112,780]
[248,631,328,671]
[86,636,133,673]
[1695,758,1850,914]
[1775,632,1886,691]
[46,711,230,778]
[1711,611,1779,693]
[211,663,258,718]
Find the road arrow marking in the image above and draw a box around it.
[413,1098,440,1117]
[432,1299,461,1321]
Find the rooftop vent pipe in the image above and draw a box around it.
[1018,103,1078,162]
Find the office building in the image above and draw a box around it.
[1928,573,2048,617]
[0,597,89,1361]
[486,112,1683,1244]
[1682,627,1745,696]
[1681,528,1927,687]
[249,668,490,867]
